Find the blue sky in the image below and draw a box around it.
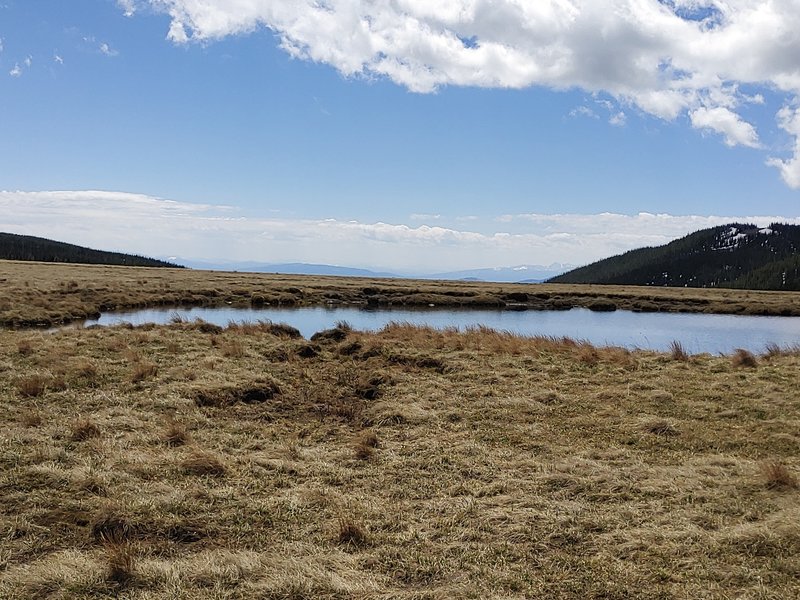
[1,0,799,272]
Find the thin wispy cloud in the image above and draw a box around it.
[569,106,598,120]
[609,112,627,127]
[2,190,798,272]
[139,0,800,188]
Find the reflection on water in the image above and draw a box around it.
[77,305,800,355]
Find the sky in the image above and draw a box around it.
[1,0,799,273]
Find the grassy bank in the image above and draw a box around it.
[1,320,798,598]
[3,260,800,327]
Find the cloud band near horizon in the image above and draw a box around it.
[2,190,798,272]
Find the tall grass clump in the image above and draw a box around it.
[670,340,689,361]
[761,462,798,490]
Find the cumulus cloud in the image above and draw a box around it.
[690,106,760,147]
[9,63,21,77]
[3,190,798,272]
[135,0,800,187]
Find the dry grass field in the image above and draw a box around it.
[1,260,799,597]
[2,260,800,327]
[1,316,799,598]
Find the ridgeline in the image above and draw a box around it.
[0,232,183,268]
[550,223,800,290]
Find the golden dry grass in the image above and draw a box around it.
[3,258,800,327]
[1,318,799,598]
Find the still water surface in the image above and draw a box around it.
[80,305,800,355]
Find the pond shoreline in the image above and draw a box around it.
[3,259,800,328]
[54,304,800,355]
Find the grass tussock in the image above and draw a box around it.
[19,408,43,427]
[336,517,369,548]
[181,451,227,477]
[162,421,190,447]
[103,537,136,586]
[353,429,380,460]
[70,419,101,442]
[130,361,158,383]
[1,311,799,599]
[16,374,49,397]
[732,348,758,368]
[761,461,798,490]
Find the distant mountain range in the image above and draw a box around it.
[0,232,182,268]
[177,259,573,283]
[550,223,800,291]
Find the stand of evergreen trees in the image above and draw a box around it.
[0,232,183,268]
[550,223,800,291]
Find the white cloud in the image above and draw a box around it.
[0,37,4,53]
[767,105,800,188]
[569,106,598,119]
[690,106,760,148]
[54,54,64,65]
[23,55,32,67]
[137,0,800,186]
[609,111,627,127]
[99,43,118,57]
[118,0,137,17]
[3,190,798,272]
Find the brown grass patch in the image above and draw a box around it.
[642,419,680,436]
[193,378,281,407]
[17,338,35,356]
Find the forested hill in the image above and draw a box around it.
[549,223,800,290]
[0,232,183,268]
